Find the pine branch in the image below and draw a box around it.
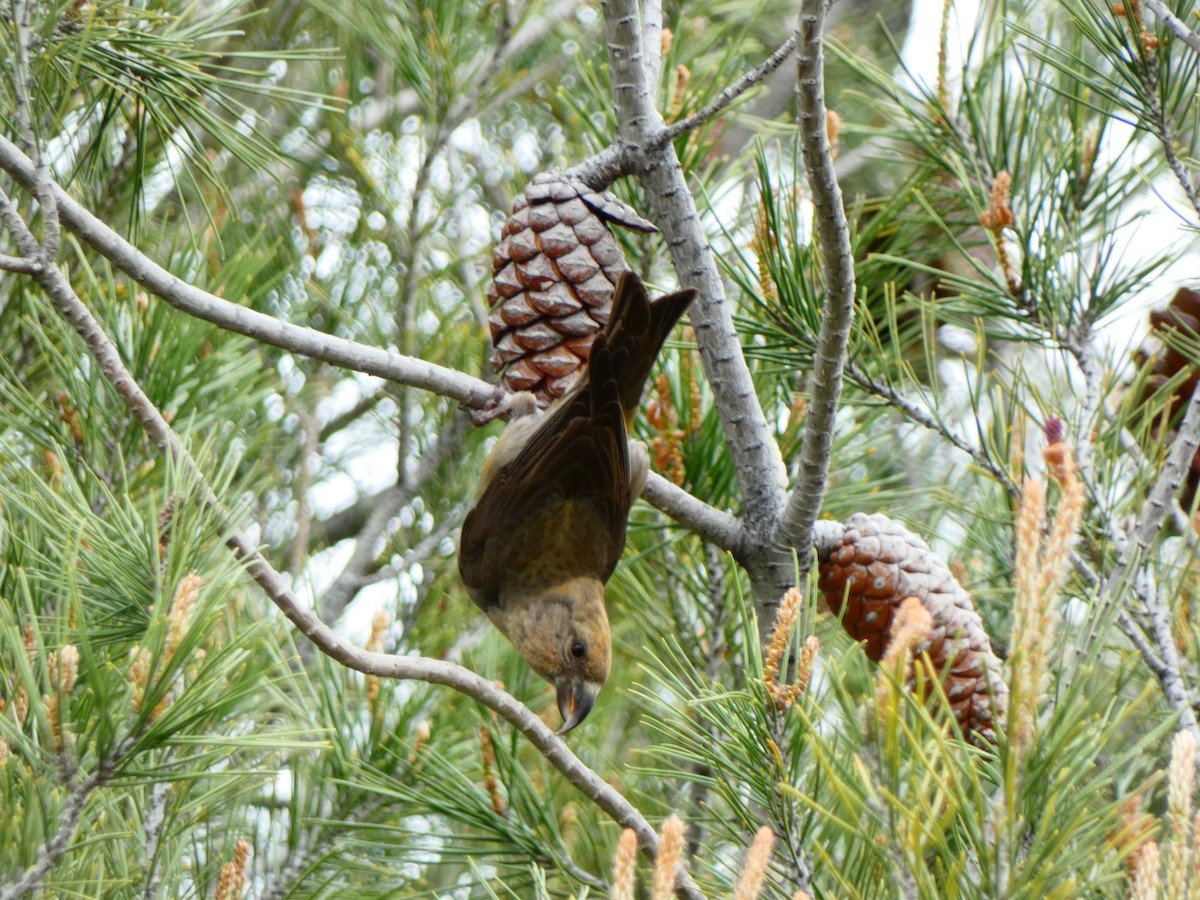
[642,0,665,93]
[1099,386,1200,758]
[845,361,1020,494]
[642,472,744,554]
[0,767,108,900]
[1138,46,1200,220]
[775,0,856,573]
[601,0,792,612]
[4,200,705,898]
[0,134,496,408]
[566,34,801,191]
[11,0,59,264]
[0,253,40,274]
[141,780,169,900]
[564,144,634,191]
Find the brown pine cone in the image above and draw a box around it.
[487,170,656,406]
[817,513,1008,745]
[1133,287,1200,508]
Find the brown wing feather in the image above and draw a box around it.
[459,273,696,611]
[460,334,628,609]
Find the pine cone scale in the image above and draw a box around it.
[486,170,656,405]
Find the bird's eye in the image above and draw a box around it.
[570,641,587,659]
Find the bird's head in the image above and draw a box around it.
[494,577,611,734]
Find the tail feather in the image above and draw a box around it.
[602,273,696,418]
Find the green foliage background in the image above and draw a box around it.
[0,0,1198,897]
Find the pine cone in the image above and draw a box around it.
[1133,287,1200,508]
[817,513,1008,745]
[487,170,656,406]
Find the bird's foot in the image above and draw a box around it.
[469,389,539,427]
[630,439,649,500]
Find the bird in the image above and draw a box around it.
[458,272,696,733]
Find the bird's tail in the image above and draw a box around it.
[602,272,696,419]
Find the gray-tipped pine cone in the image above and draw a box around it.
[817,513,1008,745]
[487,170,656,406]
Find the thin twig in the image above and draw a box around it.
[658,36,798,146]
[845,361,1020,495]
[1143,57,1200,220]
[565,34,801,192]
[775,0,856,576]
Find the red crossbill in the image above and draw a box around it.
[459,272,695,733]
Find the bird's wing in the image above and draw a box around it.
[459,333,630,609]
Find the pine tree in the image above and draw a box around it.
[1,0,1199,897]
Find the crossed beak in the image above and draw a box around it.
[556,678,599,735]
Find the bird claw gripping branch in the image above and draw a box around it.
[487,170,657,408]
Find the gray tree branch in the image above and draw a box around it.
[601,0,792,612]
[775,0,856,573]
[0,134,496,409]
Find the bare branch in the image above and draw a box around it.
[0,253,40,274]
[0,134,497,409]
[845,361,1020,494]
[1095,387,1200,755]
[1143,57,1200,220]
[11,0,59,263]
[25,234,706,899]
[1131,388,1200,559]
[141,781,169,900]
[601,0,791,610]
[642,471,744,555]
[565,35,801,191]
[775,0,856,572]
[642,0,665,93]
[564,143,633,190]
